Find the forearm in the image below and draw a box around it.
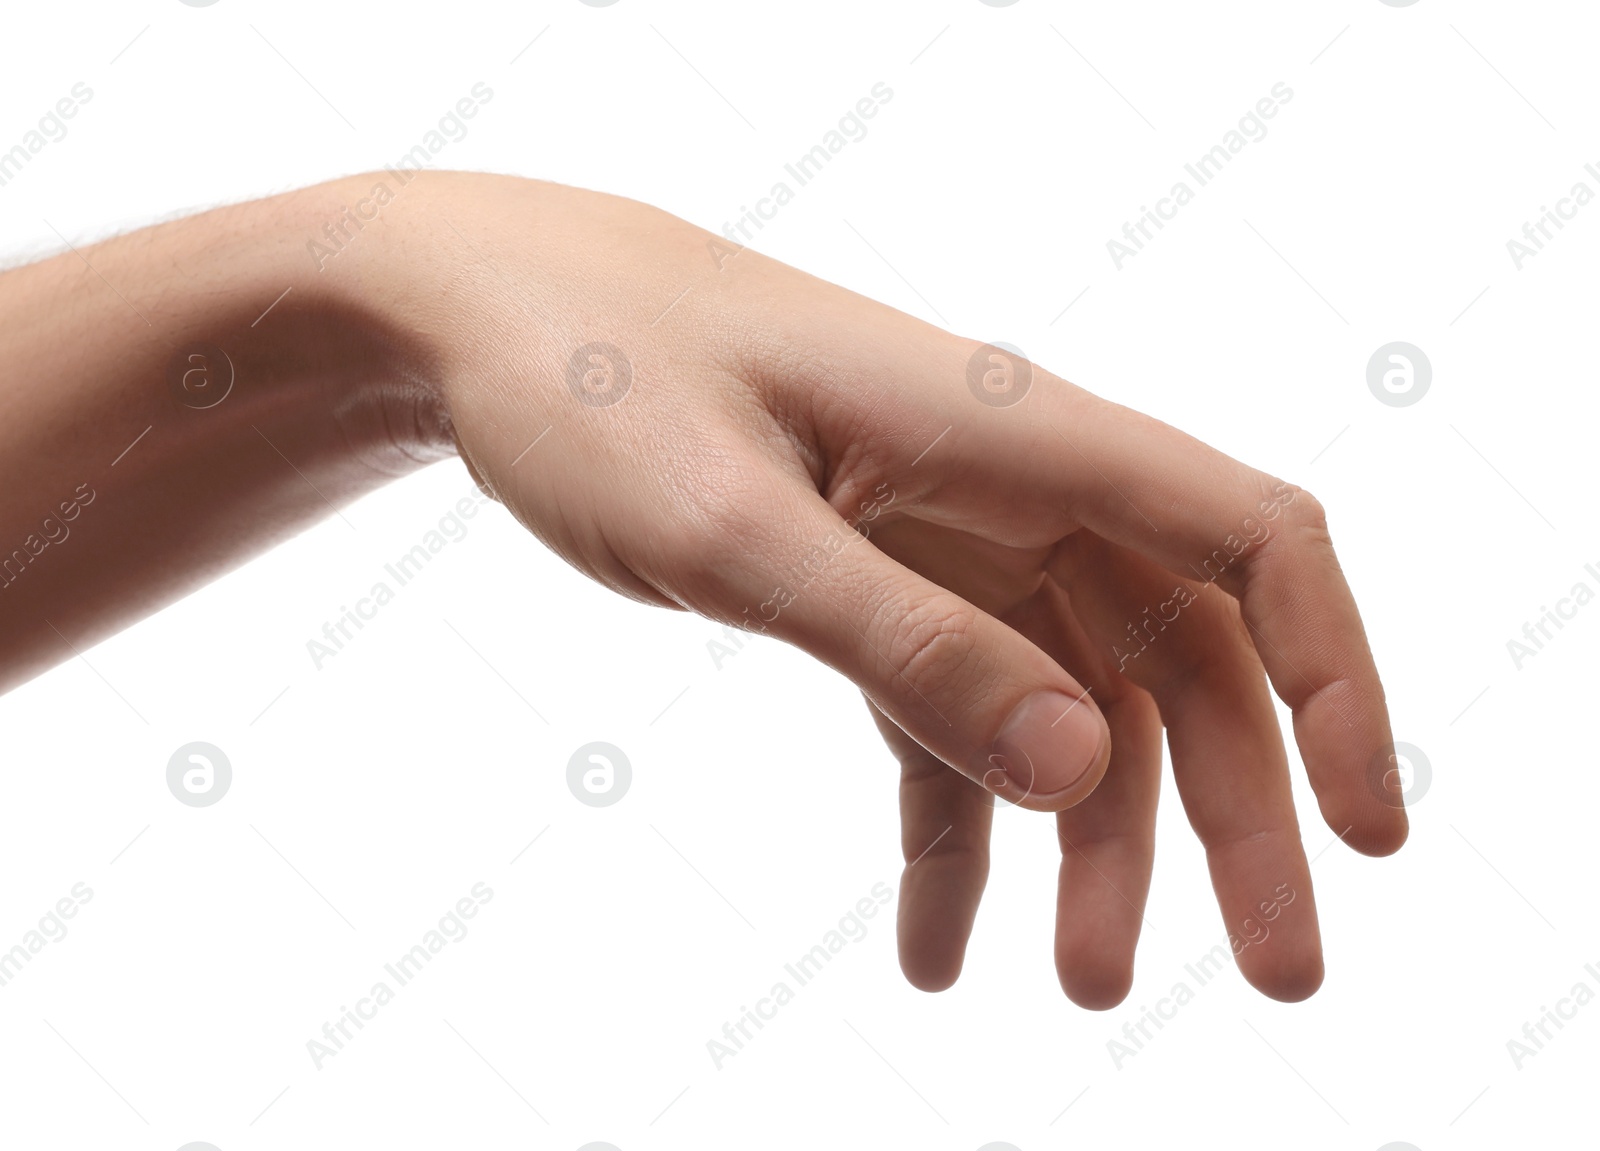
[0,175,452,694]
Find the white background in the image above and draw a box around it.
[0,1,1594,1148]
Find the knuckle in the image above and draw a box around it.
[1281,486,1330,537]
[1245,482,1333,581]
[905,828,989,869]
[882,596,982,697]
[1057,824,1151,857]
[1136,599,1257,702]
[896,745,948,787]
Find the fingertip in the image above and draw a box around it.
[900,956,963,993]
[1323,738,1417,857]
[1351,823,1408,857]
[1327,806,1409,857]
[1238,932,1325,1002]
[902,960,960,992]
[1057,963,1134,1011]
[895,874,981,994]
[1249,955,1325,1003]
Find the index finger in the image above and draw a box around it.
[794,324,1406,856]
[1072,383,1403,856]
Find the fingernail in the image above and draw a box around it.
[980,690,1104,804]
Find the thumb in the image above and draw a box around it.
[686,484,1112,811]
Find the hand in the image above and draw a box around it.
[383,172,1408,1006]
[0,170,1405,1007]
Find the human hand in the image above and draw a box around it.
[371,171,1409,1006]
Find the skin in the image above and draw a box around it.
[0,170,1407,1008]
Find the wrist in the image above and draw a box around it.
[265,172,459,468]
[332,168,568,486]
